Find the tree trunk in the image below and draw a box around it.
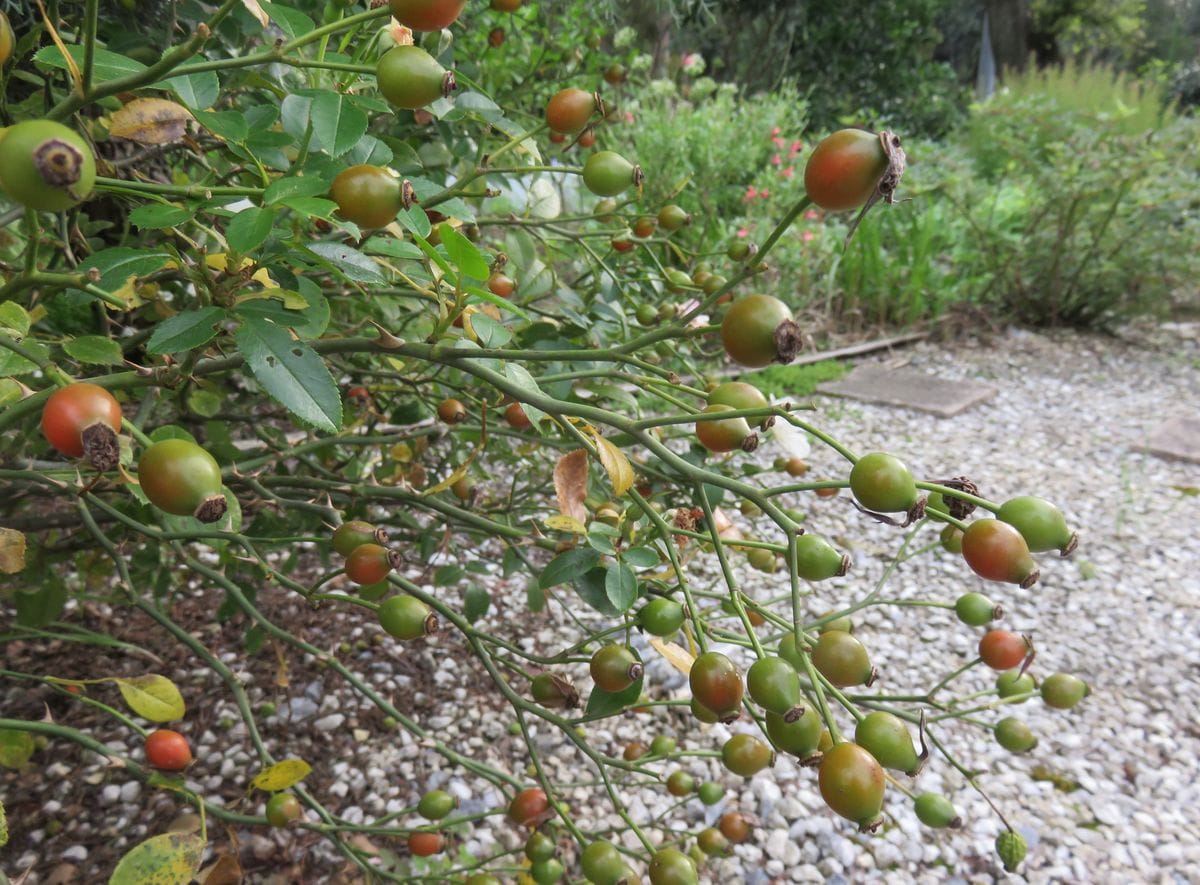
[984,0,1031,76]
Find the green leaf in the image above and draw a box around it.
[260,2,316,40]
[622,546,660,568]
[0,303,31,337]
[344,135,392,166]
[235,317,342,432]
[128,203,196,230]
[194,110,248,143]
[571,566,622,617]
[504,363,549,429]
[395,205,432,238]
[146,308,226,355]
[470,313,512,348]
[584,671,643,718]
[502,546,523,578]
[440,225,490,280]
[82,248,171,293]
[586,530,616,555]
[464,585,490,623]
[226,207,276,254]
[526,579,546,612]
[434,564,465,585]
[113,674,186,722]
[0,730,35,770]
[14,572,67,626]
[187,389,222,417]
[264,175,331,205]
[604,562,638,612]
[35,45,145,84]
[109,831,205,885]
[453,91,502,121]
[309,91,368,157]
[0,379,23,407]
[305,242,385,284]
[279,93,314,141]
[539,547,600,589]
[148,425,198,444]
[63,335,123,365]
[162,72,220,109]
[0,340,49,378]
[365,239,425,261]
[279,197,338,219]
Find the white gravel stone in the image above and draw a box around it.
[61,845,88,862]
[118,781,140,802]
[314,713,345,732]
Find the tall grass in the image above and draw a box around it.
[997,58,1175,135]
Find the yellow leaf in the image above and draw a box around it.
[648,637,695,676]
[250,759,312,792]
[584,428,634,496]
[112,675,186,723]
[109,831,206,885]
[554,449,589,522]
[544,515,586,534]
[110,98,194,146]
[0,797,7,847]
[0,528,26,574]
[240,0,269,27]
[205,254,277,288]
[107,278,148,310]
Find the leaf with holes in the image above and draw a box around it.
[235,318,342,432]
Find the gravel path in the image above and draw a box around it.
[3,325,1199,884]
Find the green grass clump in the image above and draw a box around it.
[747,360,850,399]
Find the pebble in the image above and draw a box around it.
[119,781,140,803]
[314,713,345,732]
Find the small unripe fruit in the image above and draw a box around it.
[1041,672,1089,709]
[914,793,961,829]
[265,792,303,827]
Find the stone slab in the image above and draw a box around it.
[815,365,997,417]
[1138,417,1200,464]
